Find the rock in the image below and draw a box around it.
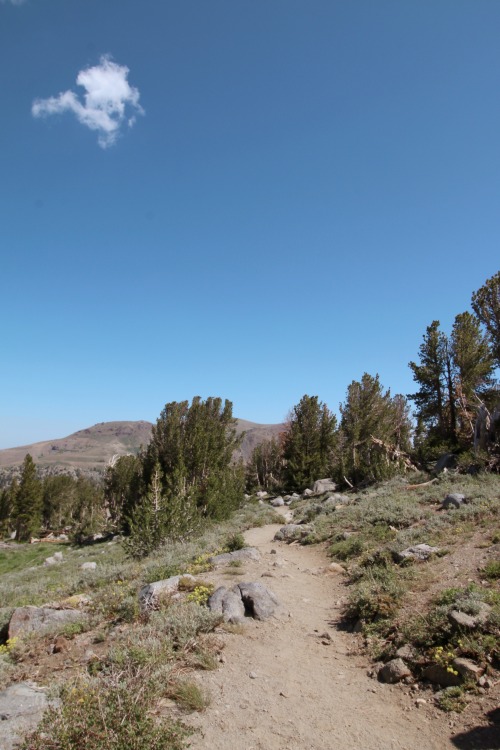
[302,488,314,498]
[138,574,196,610]
[291,493,300,499]
[395,544,441,562]
[312,479,337,495]
[256,491,268,499]
[270,496,285,507]
[324,493,350,508]
[222,589,246,624]
[207,587,227,615]
[8,606,84,639]
[274,524,313,543]
[237,582,279,620]
[378,658,412,684]
[442,493,466,509]
[209,547,260,566]
[423,664,462,687]
[58,533,69,541]
[0,682,54,750]
[395,644,418,662]
[80,562,97,570]
[452,658,484,682]
[448,603,491,630]
[44,555,61,566]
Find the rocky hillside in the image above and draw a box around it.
[0,419,284,472]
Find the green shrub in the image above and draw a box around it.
[224,532,245,552]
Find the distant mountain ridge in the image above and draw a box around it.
[0,419,284,471]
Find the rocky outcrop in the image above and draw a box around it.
[274,524,313,543]
[8,606,84,639]
[312,479,337,495]
[395,544,441,562]
[0,682,55,750]
[138,574,196,610]
[208,582,279,622]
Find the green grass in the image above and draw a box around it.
[0,543,69,576]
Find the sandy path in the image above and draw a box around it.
[186,515,454,750]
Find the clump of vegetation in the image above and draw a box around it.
[435,686,467,713]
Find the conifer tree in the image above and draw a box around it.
[408,321,453,449]
[15,454,42,542]
[246,438,285,492]
[338,373,412,484]
[282,395,337,491]
[451,311,495,443]
[471,271,500,367]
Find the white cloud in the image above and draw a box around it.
[32,55,144,148]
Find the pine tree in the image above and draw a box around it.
[125,463,169,558]
[282,395,337,491]
[15,454,42,542]
[451,311,495,443]
[408,321,454,450]
[471,271,500,367]
[246,438,285,492]
[338,373,412,484]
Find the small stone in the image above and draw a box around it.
[378,659,412,684]
[249,672,258,679]
[80,562,97,571]
[395,544,440,562]
[453,658,484,682]
[415,699,427,707]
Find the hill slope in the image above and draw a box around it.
[0,419,284,471]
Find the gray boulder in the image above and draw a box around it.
[378,658,412,684]
[452,657,484,682]
[207,586,227,615]
[442,493,466,509]
[395,544,440,562]
[8,606,84,639]
[448,603,491,630]
[312,479,337,495]
[222,589,246,624]
[80,562,97,570]
[138,574,196,610]
[302,488,314,498]
[0,682,54,750]
[237,582,279,620]
[274,524,313,543]
[270,496,285,507]
[256,490,268,499]
[324,493,350,506]
[209,547,260,566]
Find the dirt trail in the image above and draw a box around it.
[187,514,456,750]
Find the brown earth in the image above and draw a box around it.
[185,512,499,750]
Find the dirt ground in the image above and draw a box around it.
[185,513,499,750]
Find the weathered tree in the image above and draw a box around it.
[339,373,413,485]
[104,454,143,530]
[246,437,285,493]
[451,311,495,443]
[282,395,337,491]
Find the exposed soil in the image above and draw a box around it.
[185,512,499,750]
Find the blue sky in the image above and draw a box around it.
[1,0,499,449]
